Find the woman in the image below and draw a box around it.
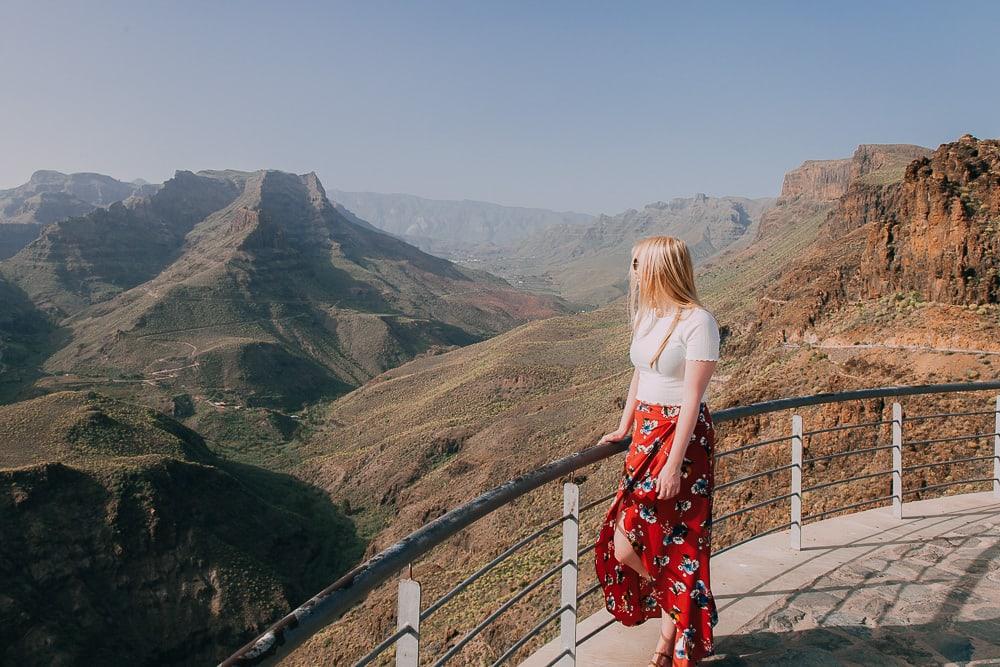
[594,236,720,667]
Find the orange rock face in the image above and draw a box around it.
[859,135,1000,304]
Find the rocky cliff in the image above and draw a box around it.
[858,134,1000,304]
[758,144,932,241]
[758,136,996,337]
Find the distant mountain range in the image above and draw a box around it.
[327,188,595,248]
[0,170,156,259]
[496,194,775,305]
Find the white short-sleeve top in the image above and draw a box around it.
[629,305,720,406]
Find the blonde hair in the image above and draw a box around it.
[627,236,708,368]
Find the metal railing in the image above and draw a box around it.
[220,381,1000,667]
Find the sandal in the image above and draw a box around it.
[647,649,672,667]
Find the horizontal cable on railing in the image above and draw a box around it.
[801,494,895,523]
[579,489,617,513]
[802,418,893,437]
[421,511,569,621]
[578,540,596,559]
[713,492,795,524]
[714,463,794,492]
[905,408,998,422]
[902,454,995,472]
[903,477,999,496]
[220,380,1000,667]
[714,434,791,459]
[541,649,573,667]
[905,431,1000,447]
[712,522,793,557]
[804,443,893,465]
[577,580,601,603]
[490,604,565,667]
[432,558,570,666]
[802,469,893,494]
[575,616,616,649]
[352,624,413,667]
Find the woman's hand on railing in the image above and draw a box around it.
[598,427,631,444]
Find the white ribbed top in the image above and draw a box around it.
[629,306,720,405]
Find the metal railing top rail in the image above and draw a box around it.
[219,379,1000,667]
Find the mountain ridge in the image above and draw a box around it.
[2,168,569,411]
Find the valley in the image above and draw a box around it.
[1,135,997,665]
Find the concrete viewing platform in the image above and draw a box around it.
[522,492,1000,666]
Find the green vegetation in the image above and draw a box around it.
[0,391,364,666]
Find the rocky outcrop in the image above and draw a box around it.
[858,134,1000,304]
[778,144,932,203]
[779,158,855,202]
[758,144,932,241]
[756,135,997,337]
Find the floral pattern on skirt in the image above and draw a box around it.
[593,400,718,664]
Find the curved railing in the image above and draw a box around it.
[220,381,1000,666]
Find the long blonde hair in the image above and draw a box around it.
[627,236,706,368]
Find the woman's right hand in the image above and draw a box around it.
[597,427,631,445]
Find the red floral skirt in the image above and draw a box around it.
[593,400,718,664]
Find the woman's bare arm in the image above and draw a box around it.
[619,367,640,432]
[656,359,716,498]
[598,368,640,443]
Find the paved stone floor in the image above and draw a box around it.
[522,492,1000,667]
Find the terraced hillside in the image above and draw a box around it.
[1,171,241,316]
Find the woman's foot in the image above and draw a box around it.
[649,627,674,666]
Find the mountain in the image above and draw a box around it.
[0,170,157,259]
[2,169,568,412]
[0,390,362,666]
[1,171,241,317]
[328,189,594,253]
[486,194,775,306]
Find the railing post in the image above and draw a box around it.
[558,482,579,666]
[994,394,999,499]
[791,414,802,551]
[396,572,420,667]
[892,402,903,518]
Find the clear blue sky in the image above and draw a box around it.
[2,1,998,214]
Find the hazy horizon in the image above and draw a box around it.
[2,1,999,214]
